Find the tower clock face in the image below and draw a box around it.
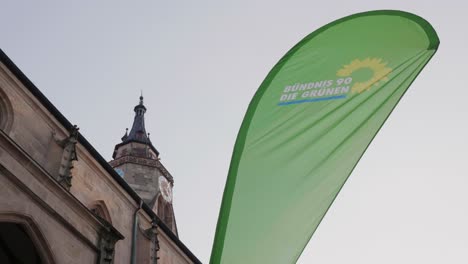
[158,176,173,203]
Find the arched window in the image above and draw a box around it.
[156,196,165,219]
[90,200,112,224]
[155,195,174,231]
[163,203,174,229]
[0,213,56,264]
[0,88,14,133]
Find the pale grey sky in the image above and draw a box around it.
[1,1,467,263]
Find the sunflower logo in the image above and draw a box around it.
[337,58,392,93]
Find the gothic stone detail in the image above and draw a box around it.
[0,87,14,133]
[90,201,113,224]
[97,225,123,264]
[53,125,79,189]
[141,223,160,264]
[152,226,160,264]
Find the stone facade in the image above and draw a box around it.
[0,49,201,264]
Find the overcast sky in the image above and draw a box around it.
[1,1,467,263]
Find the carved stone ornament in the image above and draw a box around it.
[97,226,121,264]
[137,222,160,264]
[53,125,79,189]
[148,223,160,264]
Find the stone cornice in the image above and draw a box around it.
[109,156,174,183]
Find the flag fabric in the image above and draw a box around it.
[210,10,439,264]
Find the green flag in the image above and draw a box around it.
[210,10,439,264]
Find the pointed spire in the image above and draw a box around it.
[127,95,149,143]
[121,128,128,141]
[112,95,159,159]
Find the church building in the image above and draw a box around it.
[0,49,201,264]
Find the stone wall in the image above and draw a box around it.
[158,229,195,264]
[0,133,99,263]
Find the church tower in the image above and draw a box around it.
[109,96,178,235]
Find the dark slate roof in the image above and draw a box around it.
[0,49,201,264]
[126,96,150,143]
[113,96,160,159]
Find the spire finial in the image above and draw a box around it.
[139,91,144,105]
[121,128,129,141]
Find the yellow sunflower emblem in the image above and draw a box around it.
[337,58,392,93]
